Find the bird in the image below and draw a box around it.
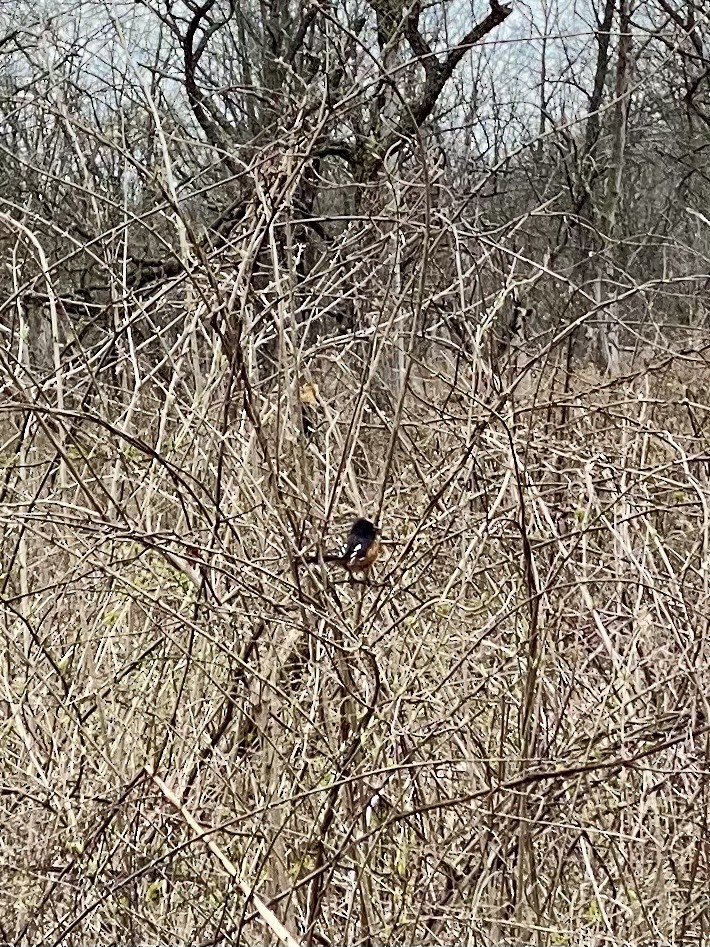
[339,517,382,572]
[302,518,381,572]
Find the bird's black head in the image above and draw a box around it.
[351,517,380,539]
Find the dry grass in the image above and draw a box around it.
[1,104,709,940]
[2,236,710,945]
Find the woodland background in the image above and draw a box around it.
[1,0,710,943]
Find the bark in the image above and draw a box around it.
[598,0,633,374]
[584,0,617,159]
[601,0,633,237]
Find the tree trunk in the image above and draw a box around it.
[598,0,633,374]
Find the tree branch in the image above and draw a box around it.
[393,0,513,144]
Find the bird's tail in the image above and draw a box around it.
[300,552,344,566]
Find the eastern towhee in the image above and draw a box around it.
[303,518,381,572]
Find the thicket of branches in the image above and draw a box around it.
[1,0,710,943]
